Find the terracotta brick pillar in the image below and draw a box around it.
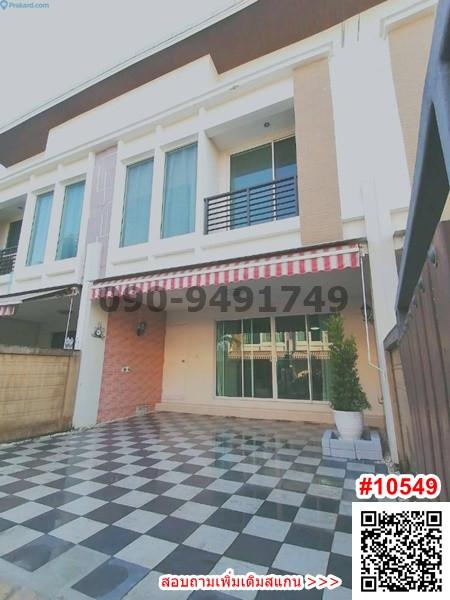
[98,307,166,422]
[294,58,343,245]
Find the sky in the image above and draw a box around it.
[0,0,246,130]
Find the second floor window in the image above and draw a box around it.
[161,143,197,238]
[120,159,154,247]
[27,191,53,266]
[56,181,85,260]
[5,220,22,249]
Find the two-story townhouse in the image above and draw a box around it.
[0,0,437,461]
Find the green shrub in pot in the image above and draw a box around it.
[327,313,370,440]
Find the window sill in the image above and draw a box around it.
[214,395,330,406]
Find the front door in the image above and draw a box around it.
[165,324,187,401]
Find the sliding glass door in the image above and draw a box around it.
[216,314,331,401]
[308,315,332,401]
[275,315,310,400]
[229,136,297,228]
[243,318,273,398]
[274,136,297,218]
[216,318,272,398]
[216,320,243,397]
[230,143,272,228]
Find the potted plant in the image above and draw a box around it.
[327,313,370,440]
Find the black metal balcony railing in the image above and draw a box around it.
[0,246,18,276]
[204,175,298,234]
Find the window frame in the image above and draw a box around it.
[55,179,86,260]
[120,157,154,248]
[26,190,54,267]
[228,134,296,191]
[161,142,198,239]
[227,135,297,229]
[215,313,331,403]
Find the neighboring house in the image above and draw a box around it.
[0,0,437,461]
[385,0,450,499]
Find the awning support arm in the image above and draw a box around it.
[360,248,384,376]
[64,294,75,348]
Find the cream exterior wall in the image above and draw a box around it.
[294,58,342,245]
[388,11,435,179]
[159,293,384,429]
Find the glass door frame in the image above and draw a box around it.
[215,313,330,403]
[229,134,296,188]
[271,314,313,403]
[228,134,297,229]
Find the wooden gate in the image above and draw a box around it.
[389,221,450,501]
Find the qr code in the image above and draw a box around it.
[352,502,450,598]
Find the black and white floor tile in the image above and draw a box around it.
[0,413,387,599]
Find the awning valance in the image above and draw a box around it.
[0,286,79,318]
[90,244,360,300]
[0,305,15,317]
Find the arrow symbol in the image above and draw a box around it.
[328,575,342,589]
[316,575,328,589]
[305,575,316,589]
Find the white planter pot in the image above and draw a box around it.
[333,410,364,441]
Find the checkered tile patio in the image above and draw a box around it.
[0,413,387,599]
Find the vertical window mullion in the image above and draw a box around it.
[270,316,278,401]
[271,141,275,179]
[271,141,276,220]
[241,319,245,398]
[251,319,255,398]
[306,315,313,402]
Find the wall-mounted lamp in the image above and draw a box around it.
[136,321,147,337]
[92,323,105,339]
[360,304,374,323]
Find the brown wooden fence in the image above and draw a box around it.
[386,221,450,501]
[0,346,80,443]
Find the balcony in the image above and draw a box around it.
[0,246,18,276]
[204,175,298,234]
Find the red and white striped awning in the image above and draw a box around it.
[90,244,360,299]
[0,305,15,317]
